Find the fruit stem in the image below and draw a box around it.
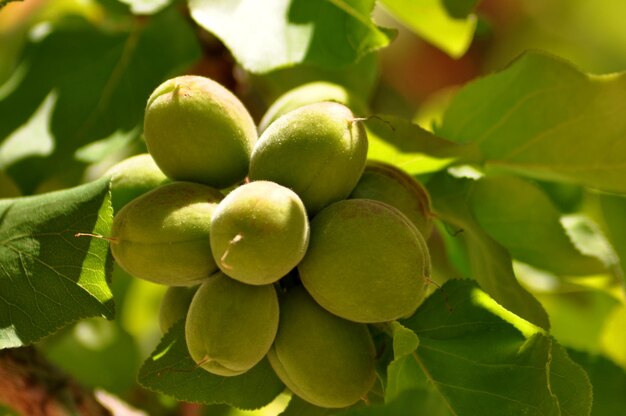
[219,233,244,270]
[74,233,119,243]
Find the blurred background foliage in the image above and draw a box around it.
[1,0,625,415]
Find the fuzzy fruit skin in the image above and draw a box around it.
[210,181,309,285]
[258,82,368,133]
[267,286,376,408]
[349,160,433,239]
[159,286,198,333]
[249,102,368,215]
[104,153,170,212]
[111,182,223,286]
[144,75,257,188]
[298,199,429,323]
[185,272,279,377]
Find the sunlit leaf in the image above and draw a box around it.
[470,175,606,276]
[379,0,476,58]
[189,0,395,73]
[439,52,626,194]
[0,178,113,348]
[427,172,550,329]
[394,280,591,416]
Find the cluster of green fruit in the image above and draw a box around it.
[106,76,433,409]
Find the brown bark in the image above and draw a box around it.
[0,346,112,416]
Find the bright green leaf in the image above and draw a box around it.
[398,280,591,416]
[568,350,626,415]
[470,175,606,276]
[379,0,476,58]
[138,320,284,410]
[0,8,200,193]
[427,172,550,329]
[189,0,395,73]
[439,52,626,194]
[364,115,466,175]
[0,178,113,349]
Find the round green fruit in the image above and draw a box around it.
[249,102,368,215]
[349,160,433,239]
[159,285,198,333]
[298,199,430,323]
[268,286,376,408]
[258,81,367,133]
[104,153,170,212]
[111,182,223,286]
[185,272,279,377]
[144,75,257,188]
[210,181,309,285]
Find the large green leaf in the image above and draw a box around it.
[379,0,476,58]
[138,319,284,410]
[568,351,626,415]
[427,172,550,329]
[364,115,467,175]
[393,280,591,416]
[439,52,626,194]
[0,7,200,193]
[470,175,605,276]
[0,178,113,348]
[189,0,395,73]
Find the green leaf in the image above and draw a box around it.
[379,0,476,58]
[364,115,467,176]
[397,280,591,416]
[0,178,113,349]
[0,8,200,193]
[470,175,606,276]
[595,192,626,279]
[568,351,626,415]
[427,172,550,329]
[138,319,284,410]
[384,321,420,401]
[189,0,395,73]
[439,52,626,194]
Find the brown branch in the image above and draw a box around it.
[0,346,112,416]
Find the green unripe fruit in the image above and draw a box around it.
[111,182,223,286]
[258,82,368,133]
[104,153,170,212]
[350,161,433,239]
[249,102,368,215]
[159,286,198,333]
[210,181,309,285]
[268,286,376,408]
[185,272,279,377]
[144,75,257,188]
[298,199,429,323]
